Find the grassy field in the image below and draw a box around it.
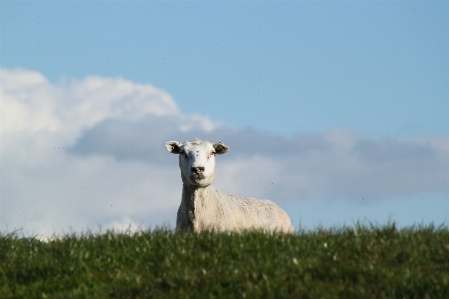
[1,223,448,298]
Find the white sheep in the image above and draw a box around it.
[165,139,294,233]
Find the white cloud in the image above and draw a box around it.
[1,68,61,132]
[214,130,449,202]
[0,68,212,235]
[1,68,448,235]
[1,68,180,135]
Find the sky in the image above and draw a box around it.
[1,1,448,236]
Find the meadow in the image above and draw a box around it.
[1,223,448,298]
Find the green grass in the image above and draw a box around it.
[1,224,448,298]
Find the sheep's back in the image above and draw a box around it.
[210,187,293,233]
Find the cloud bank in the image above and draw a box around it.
[1,68,448,235]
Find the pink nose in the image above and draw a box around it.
[191,167,205,174]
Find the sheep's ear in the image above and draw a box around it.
[165,141,182,154]
[213,142,229,155]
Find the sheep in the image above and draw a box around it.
[165,139,294,233]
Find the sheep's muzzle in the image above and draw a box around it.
[191,167,205,180]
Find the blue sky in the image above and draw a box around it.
[1,1,448,235]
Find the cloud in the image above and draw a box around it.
[1,68,448,235]
[0,68,207,235]
[71,120,449,201]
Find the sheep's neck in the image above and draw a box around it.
[182,184,209,208]
[182,184,211,228]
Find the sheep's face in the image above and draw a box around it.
[165,139,229,187]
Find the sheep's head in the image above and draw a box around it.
[165,139,229,187]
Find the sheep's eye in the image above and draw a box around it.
[184,153,189,159]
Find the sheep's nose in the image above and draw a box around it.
[191,166,205,174]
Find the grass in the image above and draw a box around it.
[1,223,448,298]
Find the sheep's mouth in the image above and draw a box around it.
[192,173,205,180]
